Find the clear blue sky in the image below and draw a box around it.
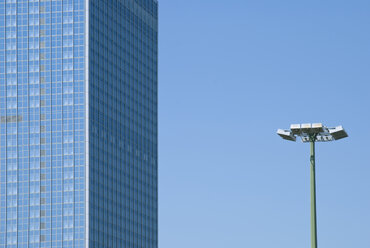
[158,1,370,247]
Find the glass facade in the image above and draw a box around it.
[88,0,158,247]
[89,0,157,248]
[0,0,158,247]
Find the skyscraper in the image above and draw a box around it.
[0,0,158,247]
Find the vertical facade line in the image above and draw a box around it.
[27,0,31,246]
[4,2,7,246]
[84,0,90,247]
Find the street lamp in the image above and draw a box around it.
[277,123,348,248]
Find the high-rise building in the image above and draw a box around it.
[0,0,158,247]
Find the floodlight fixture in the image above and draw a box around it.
[301,123,312,133]
[290,124,301,134]
[277,129,296,141]
[312,123,324,133]
[329,125,348,140]
[278,123,348,143]
[276,123,348,248]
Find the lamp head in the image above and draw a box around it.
[277,129,296,142]
[329,126,348,140]
[278,123,348,143]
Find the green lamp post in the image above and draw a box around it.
[277,123,348,248]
